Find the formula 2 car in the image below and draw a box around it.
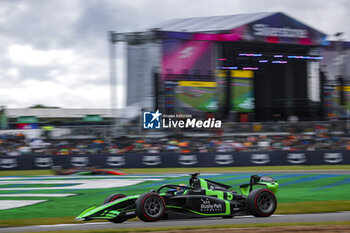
[52,166,127,176]
[76,173,278,223]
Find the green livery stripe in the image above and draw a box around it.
[240,184,249,196]
[200,179,208,189]
[205,189,224,199]
[76,205,97,219]
[98,209,136,219]
[225,200,230,215]
[108,210,119,214]
[114,208,135,212]
[90,216,113,219]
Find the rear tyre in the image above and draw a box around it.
[136,192,166,222]
[103,193,127,223]
[247,188,277,217]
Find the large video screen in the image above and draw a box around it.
[175,81,218,112]
[162,39,215,114]
[231,70,254,112]
[216,70,255,113]
[161,39,213,75]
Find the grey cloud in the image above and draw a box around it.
[0,1,78,49]
[0,0,349,108]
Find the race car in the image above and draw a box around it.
[76,173,278,223]
[52,166,127,176]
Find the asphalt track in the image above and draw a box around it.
[1,212,350,232]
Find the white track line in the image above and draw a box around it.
[0,200,47,210]
[0,194,76,197]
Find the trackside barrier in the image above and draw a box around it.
[0,150,349,170]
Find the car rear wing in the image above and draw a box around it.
[239,175,278,196]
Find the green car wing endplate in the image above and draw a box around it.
[76,205,98,220]
[76,195,139,220]
[240,181,279,196]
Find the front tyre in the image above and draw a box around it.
[103,193,127,223]
[103,193,126,204]
[247,189,277,217]
[136,192,166,222]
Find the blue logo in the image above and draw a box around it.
[143,109,162,129]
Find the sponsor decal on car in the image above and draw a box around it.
[200,198,223,212]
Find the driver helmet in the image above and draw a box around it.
[176,184,187,194]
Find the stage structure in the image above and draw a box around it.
[111,12,339,121]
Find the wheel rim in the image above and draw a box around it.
[257,192,275,213]
[144,196,164,218]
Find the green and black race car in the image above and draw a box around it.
[76,173,278,223]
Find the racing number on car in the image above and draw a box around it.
[226,192,233,200]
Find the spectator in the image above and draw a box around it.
[1,131,350,156]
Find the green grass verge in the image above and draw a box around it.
[276,200,350,214]
[16,221,350,233]
[0,170,54,176]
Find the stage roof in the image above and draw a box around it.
[151,12,276,33]
[148,12,328,46]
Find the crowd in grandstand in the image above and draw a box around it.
[1,130,349,156]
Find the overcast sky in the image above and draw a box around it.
[0,0,349,109]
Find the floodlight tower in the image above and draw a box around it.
[334,32,345,108]
[108,31,119,137]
